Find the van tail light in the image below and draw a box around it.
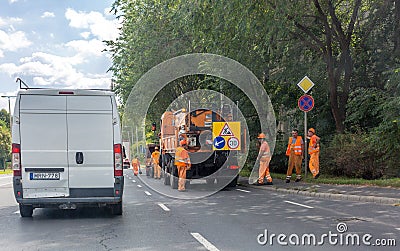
[114,144,123,176]
[12,143,21,176]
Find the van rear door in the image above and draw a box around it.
[67,95,114,189]
[20,95,69,198]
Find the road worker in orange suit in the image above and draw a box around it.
[307,128,320,179]
[285,129,304,183]
[132,156,140,176]
[174,140,191,191]
[151,146,161,179]
[255,133,273,185]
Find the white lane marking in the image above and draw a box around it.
[236,188,250,193]
[396,228,400,231]
[0,182,12,187]
[144,191,152,196]
[191,233,220,251]
[137,185,142,188]
[13,211,20,214]
[132,180,136,183]
[128,177,132,179]
[158,203,170,212]
[284,200,314,209]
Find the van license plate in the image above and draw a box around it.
[30,172,60,180]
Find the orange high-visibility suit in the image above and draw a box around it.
[174,146,191,191]
[286,136,303,181]
[132,158,140,176]
[308,134,320,178]
[151,150,161,179]
[258,141,272,184]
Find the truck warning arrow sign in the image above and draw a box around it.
[213,136,226,149]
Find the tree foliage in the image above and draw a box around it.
[0,109,10,129]
[0,121,11,158]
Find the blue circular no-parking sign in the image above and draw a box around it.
[298,94,314,112]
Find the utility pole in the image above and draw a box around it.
[136,126,139,157]
[1,95,16,128]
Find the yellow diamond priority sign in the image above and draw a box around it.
[297,76,315,93]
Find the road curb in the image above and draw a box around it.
[239,182,400,206]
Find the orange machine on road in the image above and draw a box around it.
[159,104,242,189]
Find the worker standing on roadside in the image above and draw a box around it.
[132,156,140,176]
[307,128,320,179]
[174,140,191,191]
[151,146,161,179]
[285,129,304,183]
[255,133,273,185]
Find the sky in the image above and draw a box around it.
[0,0,120,113]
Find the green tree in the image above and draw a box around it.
[0,121,11,163]
[0,109,10,129]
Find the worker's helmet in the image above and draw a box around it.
[180,139,187,146]
[257,133,266,139]
[308,128,315,134]
[155,146,159,150]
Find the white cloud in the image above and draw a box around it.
[41,12,55,18]
[65,39,105,57]
[0,52,111,90]
[0,17,23,27]
[8,0,18,4]
[65,8,119,41]
[0,30,32,57]
[80,32,91,39]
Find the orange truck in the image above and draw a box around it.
[160,104,242,189]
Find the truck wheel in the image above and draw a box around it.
[19,204,33,217]
[170,166,178,189]
[111,202,122,215]
[226,175,239,188]
[151,166,154,178]
[164,171,170,185]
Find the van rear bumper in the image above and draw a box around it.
[16,196,122,207]
[14,176,124,208]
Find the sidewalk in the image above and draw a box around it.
[238,176,400,205]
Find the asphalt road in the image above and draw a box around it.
[0,170,398,251]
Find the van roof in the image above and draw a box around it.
[17,89,114,96]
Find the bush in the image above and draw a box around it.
[321,133,385,179]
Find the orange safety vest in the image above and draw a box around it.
[131,159,140,167]
[308,135,320,154]
[286,136,302,156]
[174,146,191,167]
[259,141,271,161]
[152,151,160,165]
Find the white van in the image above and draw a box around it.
[12,89,124,217]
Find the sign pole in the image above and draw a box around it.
[297,76,316,180]
[304,111,308,179]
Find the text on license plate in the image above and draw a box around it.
[30,172,60,180]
